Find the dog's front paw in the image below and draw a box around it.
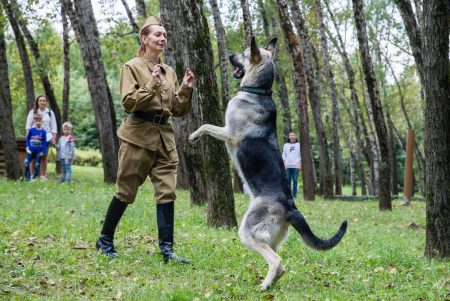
[260,281,271,291]
[188,133,200,143]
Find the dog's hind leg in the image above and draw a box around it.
[245,237,285,291]
[189,124,235,144]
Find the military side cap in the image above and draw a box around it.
[139,16,163,36]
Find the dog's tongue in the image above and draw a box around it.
[233,67,242,78]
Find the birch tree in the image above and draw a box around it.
[61,0,119,183]
[275,0,316,200]
[352,0,392,210]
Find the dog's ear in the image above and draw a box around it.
[250,37,262,64]
[265,38,277,59]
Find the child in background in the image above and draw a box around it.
[56,122,76,183]
[24,114,47,181]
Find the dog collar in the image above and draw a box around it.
[240,86,273,96]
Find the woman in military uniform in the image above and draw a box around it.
[96,16,194,263]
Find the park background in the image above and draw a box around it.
[0,0,449,299]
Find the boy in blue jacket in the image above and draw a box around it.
[24,114,47,181]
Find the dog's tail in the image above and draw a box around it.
[289,209,347,251]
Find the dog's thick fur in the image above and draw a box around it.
[189,37,347,290]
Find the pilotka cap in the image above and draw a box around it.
[139,16,163,36]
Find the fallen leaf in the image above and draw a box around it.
[73,242,89,250]
[373,266,384,273]
[263,294,275,301]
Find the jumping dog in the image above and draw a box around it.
[189,37,347,291]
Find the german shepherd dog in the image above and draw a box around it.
[189,37,347,290]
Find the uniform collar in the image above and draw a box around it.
[140,56,167,73]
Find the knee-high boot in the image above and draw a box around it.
[157,202,190,263]
[96,196,128,257]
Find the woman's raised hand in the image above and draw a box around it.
[182,68,195,88]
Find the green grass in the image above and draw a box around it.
[0,165,449,300]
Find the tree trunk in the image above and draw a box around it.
[340,120,357,196]
[288,0,333,198]
[358,63,378,196]
[326,2,368,195]
[385,56,426,195]
[315,0,343,195]
[275,0,315,200]
[160,0,237,228]
[173,118,189,190]
[135,0,146,20]
[209,0,230,115]
[423,0,450,259]
[352,0,392,210]
[61,0,119,183]
[258,0,292,138]
[120,0,139,33]
[387,114,399,195]
[3,0,34,111]
[62,4,70,123]
[0,10,21,179]
[394,0,424,85]
[209,0,243,193]
[240,0,252,47]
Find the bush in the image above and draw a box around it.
[73,148,102,167]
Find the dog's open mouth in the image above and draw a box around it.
[233,66,245,79]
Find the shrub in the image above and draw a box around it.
[73,148,102,167]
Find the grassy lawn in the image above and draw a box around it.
[0,164,449,300]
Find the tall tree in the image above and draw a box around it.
[2,0,34,111]
[240,0,252,47]
[135,0,146,20]
[315,0,343,195]
[10,0,62,132]
[393,0,424,85]
[209,0,230,115]
[61,4,70,123]
[209,0,243,193]
[0,7,21,179]
[384,55,425,194]
[120,0,139,34]
[275,0,316,200]
[160,0,237,228]
[289,0,333,198]
[423,0,450,259]
[352,0,392,210]
[61,0,119,183]
[326,0,369,195]
[258,0,292,139]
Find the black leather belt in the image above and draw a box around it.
[129,111,170,125]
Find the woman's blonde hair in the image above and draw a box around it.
[138,26,154,57]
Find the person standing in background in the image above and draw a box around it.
[282,131,302,198]
[56,122,76,184]
[25,95,57,181]
[24,114,47,181]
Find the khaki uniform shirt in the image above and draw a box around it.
[117,57,193,151]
